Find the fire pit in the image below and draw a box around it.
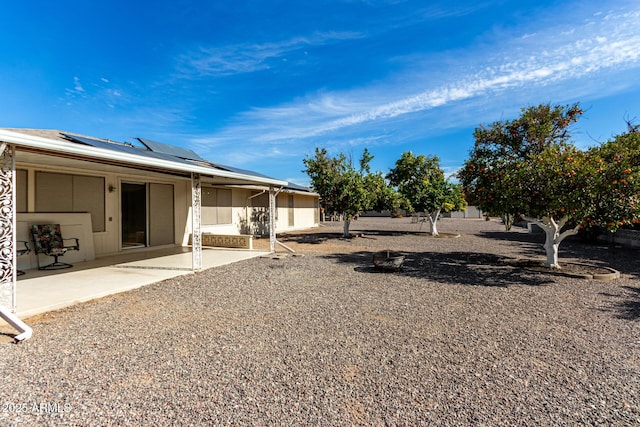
[373,250,405,271]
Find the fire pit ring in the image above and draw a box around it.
[373,250,405,271]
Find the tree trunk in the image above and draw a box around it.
[526,216,580,269]
[543,235,560,268]
[502,213,514,231]
[428,209,441,236]
[343,218,351,238]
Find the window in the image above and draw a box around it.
[16,169,27,213]
[201,187,232,225]
[35,172,106,232]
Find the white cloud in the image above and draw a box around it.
[189,3,640,164]
[177,31,364,77]
[73,76,84,93]
[65,76,85,97]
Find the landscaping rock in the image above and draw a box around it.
[1,218,638,425]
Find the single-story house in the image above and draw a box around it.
[0,128,319,313]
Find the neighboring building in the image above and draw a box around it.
[443,206,483,219]
[0,128,319,308]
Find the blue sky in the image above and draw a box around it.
[2,1,639,185]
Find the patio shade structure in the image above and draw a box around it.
[0,129,287,318]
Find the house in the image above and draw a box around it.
[0,128,319,312]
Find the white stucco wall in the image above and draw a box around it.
[17,157,319,261]
[275,192,319,233]
[17,160,190,258]
[17,213,96,270]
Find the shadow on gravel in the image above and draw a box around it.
[280,229,435,245]
[0,332,17,342]
[560,240,640,279]
[478,230,543,257]
[324,251,555,288]
[601,286,640,320]
[481,231,640,279]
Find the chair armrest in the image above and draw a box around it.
[63,238,80,251]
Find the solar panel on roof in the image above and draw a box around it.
[285,182,313,192]
[208,162,276,180]
[137,137,204,161]
[61,133,281,183]
[63,134,140,154]
[63,133,197,167]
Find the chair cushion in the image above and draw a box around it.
[32,224,65,254]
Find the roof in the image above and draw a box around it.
[0,128,287,187]
[283,182,317,194]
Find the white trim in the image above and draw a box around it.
[0,305,32,341]
[0,129,287,187]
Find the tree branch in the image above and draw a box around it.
[557,224,581,243]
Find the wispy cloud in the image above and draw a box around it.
[65,76,85,98]
[62,75,135,116]
[188,4,640,166]
[328,9,640,128]
[177,31,363,77]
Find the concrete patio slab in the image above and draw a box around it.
[2,248,269,322]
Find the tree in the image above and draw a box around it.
[584,122,640,232]
[364,170,405,215]
[303,147,395,237]
[459,103,640,268]
[388,151,467,236]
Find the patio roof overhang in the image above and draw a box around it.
[230,183,319,197]
[0,129,288,187]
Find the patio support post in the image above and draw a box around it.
[269,185,276,252]
[0,143,17,312]
[191,173,202,271]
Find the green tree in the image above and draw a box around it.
[459,103,640,268]
[364,171,405,214]
[585,122,640,232]
[388,151,466,236]
[303,147,396,236]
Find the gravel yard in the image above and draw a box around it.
[1,217,639,426]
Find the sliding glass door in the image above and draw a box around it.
[121,182,175,249]
[121,182,147,248]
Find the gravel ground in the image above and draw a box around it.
[1,217,639,426]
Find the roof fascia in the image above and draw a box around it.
[0,129,287,186]
[225,183,319,197]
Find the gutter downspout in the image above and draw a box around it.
[0,305,32,341]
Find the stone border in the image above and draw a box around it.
[434,233,461,239]
[513,260,621,281]
[558,263,621,281]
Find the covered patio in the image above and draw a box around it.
[0,128,290,339]
[12,246,269,319]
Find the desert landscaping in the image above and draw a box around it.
[1,217,639,425]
